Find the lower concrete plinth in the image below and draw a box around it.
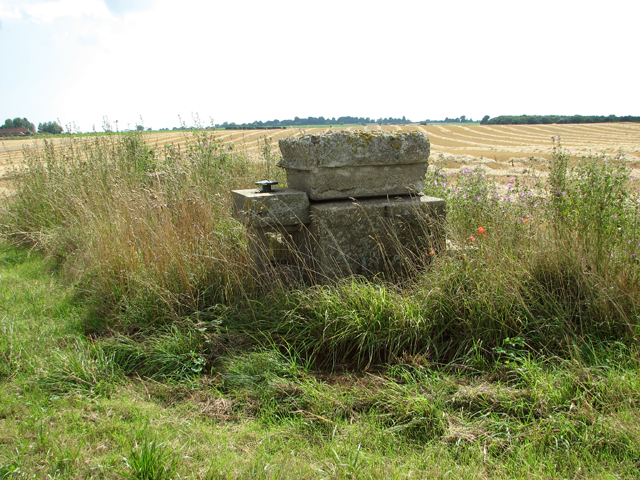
[306,194,445,280]
[245,224,311,276]
[231,185,445,282]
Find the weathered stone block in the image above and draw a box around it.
[231,187,311,278]
[232,187,310,227]
[306,194,445,279]
[243,224,311,275]
[278,131,430,200]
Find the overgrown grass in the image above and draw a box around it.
[2,132,639,368]
[2,131,279,327]
[1,132,640,477]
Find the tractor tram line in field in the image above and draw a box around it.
[420,127,528,148]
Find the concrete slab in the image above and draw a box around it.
[284,163,428,201]
[232,187,310,227]
[278,131,430,201]
[306,194,446,278]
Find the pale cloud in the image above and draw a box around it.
[0,5,22,21]
[0,0,110,23]
[103,0,155,16]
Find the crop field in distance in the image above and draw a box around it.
[2,123,640,196]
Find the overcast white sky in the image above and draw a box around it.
[1,0,638,131]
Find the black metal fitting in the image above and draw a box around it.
[255,180,278,193]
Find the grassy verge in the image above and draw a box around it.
[1,132,639,478]
[1,243,640,478]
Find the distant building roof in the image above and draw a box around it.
[0,128,30,137]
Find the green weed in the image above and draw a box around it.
[123,434,178,480]
[38,340,119,397]
[102,325,209,380]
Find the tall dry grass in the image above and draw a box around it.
[1,131,283,326]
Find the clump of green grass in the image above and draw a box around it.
[101,325,210,380]
[38,340,120,397]
[123,434,178,480]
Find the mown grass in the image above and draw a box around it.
[1,131,639,478]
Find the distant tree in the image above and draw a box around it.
[136,125,144,131]
[2,117,35,133]
[38,121,63,135]
[16,117,35,131]
[481,115,490,124]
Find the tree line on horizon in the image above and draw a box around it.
[3,114,639,136]
[215,115,414,129]
[421,115,475,124]
[481,114,640,125]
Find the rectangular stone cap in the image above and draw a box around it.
[232,187,310,227]
[278,130,430,169]
[285,163,428,201]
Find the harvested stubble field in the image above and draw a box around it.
[2,123,640,196]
